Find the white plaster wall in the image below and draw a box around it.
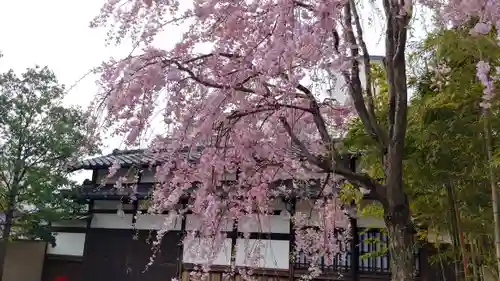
[295,200,349,228]
[270,199,286,211]
[357,216,385,228]
[93,200,134,210]
[185,214,233,231]
[91,213,134,229]
[238,215,289,234]
[235,239,289,269]
[296,200,383,229]
[295,200,321,227]
[182,238,232,265]
[51,220,87,228]
[134,213,181,231]
[47,232,86,256]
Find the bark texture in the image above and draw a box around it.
[384,197,415,281]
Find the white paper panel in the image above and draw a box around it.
[185,214,233,231]
[134,214,181,230]
[91,213,134,229]
[47,232,86,256]
[238,215,289,233]
[182,238,232,265]
[235,239,289,269]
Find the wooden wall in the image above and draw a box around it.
[81,229,181,281]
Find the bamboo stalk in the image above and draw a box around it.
[483,110,500,279]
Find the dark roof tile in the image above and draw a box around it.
[68,149,151,171]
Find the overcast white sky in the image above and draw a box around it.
[0,0,400,182]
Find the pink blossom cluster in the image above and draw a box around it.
[433,0,500,106]
[91,0,355,276]
[476,61,500,109]
[89,0,500,278]
[429,0,500,36]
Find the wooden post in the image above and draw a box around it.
[350,217,359,281]
[131,200,139,225]
[177,200,187,280]
[288,198,296,281]
[229,218,239,281]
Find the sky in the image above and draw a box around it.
[0,0,409,183]
[0,0,134,181]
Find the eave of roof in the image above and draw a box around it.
[68,149,154,171]
[63,179,376,201]
[69,143,358,172]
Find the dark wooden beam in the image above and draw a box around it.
[91,169,98,186]
[288,198,296,281]
[350,217,359,281]
[230,218,238,266]
[45,254,84,262]
[177,200,188,279]
[131,200,139,225]
[51,227,88,233]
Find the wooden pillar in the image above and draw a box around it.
[288,198,296,281]
[131,199,139,225]
[350,217,359,281]
[230,218,239,264]
[349,154,360,281]
[177,201,187,279]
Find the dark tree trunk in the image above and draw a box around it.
[384,195,415,281]
[0,189,17,281]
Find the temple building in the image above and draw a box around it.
[41,149,453,281]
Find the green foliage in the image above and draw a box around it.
[345,27,500,271]
[0,66,98,242]
[339,181,363,204]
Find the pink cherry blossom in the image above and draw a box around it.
[89,0,500,279]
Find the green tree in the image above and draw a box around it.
[344,28,500,280]
[0,66,98,279]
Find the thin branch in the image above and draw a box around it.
[280,116,384,200]
[280,117,322,167]
[295,83,333,146]
[342,2,387,151]
[349,0,387,147]
[165,59,255,94]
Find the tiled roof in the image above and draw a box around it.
[68,147,199,171]
[69,142,356,172]
[68,149,154,171]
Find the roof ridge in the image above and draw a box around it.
[110,148,146,156]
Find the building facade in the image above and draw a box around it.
[41,149,452,281]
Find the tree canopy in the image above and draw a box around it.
[0,66,98,242]
[345,27,500,278]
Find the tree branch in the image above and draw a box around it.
[280,116,384,201]
[280,117,323,167]
[295,84,333,146]
[382,0,411,205]
[349,0,387,147]
[342,2,387,151]
[229,104,313,120]
[164,59,256,94]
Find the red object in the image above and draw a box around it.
[55,276,68,281]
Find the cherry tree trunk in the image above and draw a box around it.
[384,194,415,281]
